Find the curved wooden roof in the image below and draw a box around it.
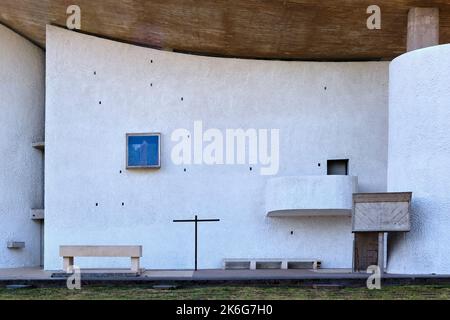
[1,0,449,60]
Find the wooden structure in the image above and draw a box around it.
[353,192,411,232]
[352,192,412,272]
[59,245,142,273]
[1,1,450,60]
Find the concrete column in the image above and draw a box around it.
[407,8,439,52]
[377,232,384,274]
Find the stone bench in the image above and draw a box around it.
[223,258,321,270]
[59,245,142,272]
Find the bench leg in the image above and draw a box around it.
[63,257,74,272]
[131,257,140,273]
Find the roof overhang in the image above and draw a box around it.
[1,0,450,60]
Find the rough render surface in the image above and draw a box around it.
[44,25,389,270]
[0,24,45,267]
[387,44,450,274]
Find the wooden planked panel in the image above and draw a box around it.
[1,1,450,60]
[353,201,410,232]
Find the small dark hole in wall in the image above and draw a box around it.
[184,168,187,172]
[150,60,153,63]
[95,203,98,207]
[93,71,96,75]
[119,170,122,174]
[99,101,102,104]
[318,163,321,167]
[249,167,252,171]
[122,202,124,206]
[150,83,153,87]
[181,97,184,101]
[324,86,327,90]
[291,231,294,235]
[327,159,349,175]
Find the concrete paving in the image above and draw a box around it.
[1,267,450,286]
[0,268,53,280]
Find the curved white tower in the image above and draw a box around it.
[387,44,450,274]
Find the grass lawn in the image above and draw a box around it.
[1,284,450,300]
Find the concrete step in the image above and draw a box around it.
[223,259,321,270]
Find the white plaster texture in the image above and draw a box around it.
[45,26,389,270]
[0,25,45,267]
[387,44,450,274]
[266,175,358,216]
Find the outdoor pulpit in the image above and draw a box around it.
[351,192,412,273]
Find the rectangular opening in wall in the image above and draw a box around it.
[327,159,348,175]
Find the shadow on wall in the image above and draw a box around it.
[387,196,436,272]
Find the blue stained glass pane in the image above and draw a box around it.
[127,135,159,167]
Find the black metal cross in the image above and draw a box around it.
[173,215,220,271]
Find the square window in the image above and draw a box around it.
[126,133,161,169]
[327,159,348,175]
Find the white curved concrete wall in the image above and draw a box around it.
[0,25,45,267]
[387,44,450,274]
[45,26,388,270]
[266,176,357,216]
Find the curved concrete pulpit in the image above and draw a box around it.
[266,175,358,217]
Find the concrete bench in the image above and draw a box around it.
[59,245,142,272]
[223,258,321,270]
